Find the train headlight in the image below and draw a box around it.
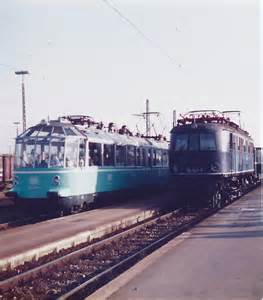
[53,175,61,186]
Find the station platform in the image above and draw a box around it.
[0,191,173,271]
[91,185,263,300]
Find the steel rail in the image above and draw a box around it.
[58,209,213,300]
[0,209,179,292]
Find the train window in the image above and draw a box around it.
[49,139,65,168]
[152,149,157,166]
[64,127,77,136]
[175,134,188,151]
[239,138,243,152]
[65,137,79,168]
[89,142,102,166]
[189,134,199,151]
[148,149,152,166]
[136,148,142,166]
[38,126,52,137]
[221,131,230,152]
[200,134,216,151]
[116,145,126,166]
[141,148,147,166]
[79,139,86,167]
[15,141,36,168]
[127,146,136,166]
[36,142,50,168]
[229,133,233,149]
[244,141,248,153]
[14,142,23,168]
[162,150,168,166]
[103,144,114,166]
[156,149,162,166]
[52,126,65,137]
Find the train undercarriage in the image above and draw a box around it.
[171,173,260,209]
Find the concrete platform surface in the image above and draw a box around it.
[0,191,173,270]
[91,186,263,300]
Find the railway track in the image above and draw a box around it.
[0,206,215,299]
[0,185,258,299]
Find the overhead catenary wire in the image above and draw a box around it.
[101,0,181,67]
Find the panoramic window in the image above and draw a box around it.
[65,138,79,168]
[15,138,56,168]
[49,139,65,168]
[103,144,115,166]
[89,142,102,166]
[116,145,126,166]
[64,127,77,136]
[15,140,35,168]
[37,126,52,137]
[127,146,136,166]
[79,139,86,167]
[52,126,65,137]
[200,134,216,151]
[175,134,188,151]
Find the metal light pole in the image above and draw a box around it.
[15,70,29,132]
[13,121,20,137]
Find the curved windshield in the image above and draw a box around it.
[200,133,216,151]
[175,134,188,151]
[15,137,65,168]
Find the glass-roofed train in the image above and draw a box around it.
[7,115,169,212]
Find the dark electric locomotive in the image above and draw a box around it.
[169,110,257,208]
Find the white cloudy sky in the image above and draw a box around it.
[0,0,261,153]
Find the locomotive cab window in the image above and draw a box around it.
[200,133,216,151]
[162,150,168,166]
[175,134,188,151]
[189,134,199,151]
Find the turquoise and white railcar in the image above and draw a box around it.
[8,118,169,211]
